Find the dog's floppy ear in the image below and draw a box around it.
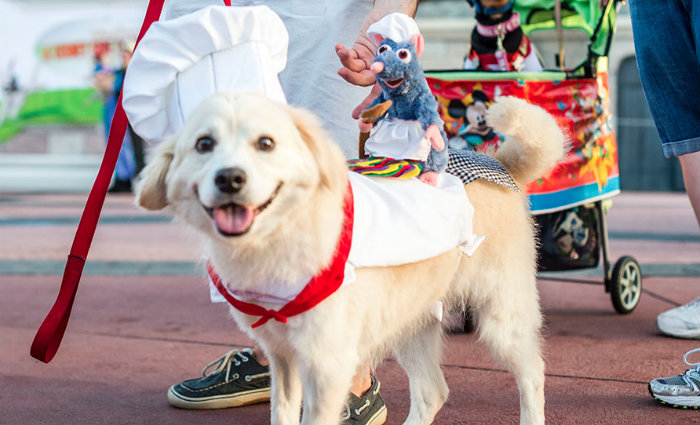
[288,106,347,191]
[135,137,175,210]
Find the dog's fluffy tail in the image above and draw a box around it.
[487,96,568,185]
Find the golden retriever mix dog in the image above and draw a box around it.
[136,93,565,425]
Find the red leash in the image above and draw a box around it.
[30,0,166,363]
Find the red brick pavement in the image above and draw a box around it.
[1,191,698,425]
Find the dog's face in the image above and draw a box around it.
[136,92,346,241]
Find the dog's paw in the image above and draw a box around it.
[486,96,530,135]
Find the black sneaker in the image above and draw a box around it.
[341,374,387,425]
[167,348,271,409]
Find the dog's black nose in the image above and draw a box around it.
[214,167,247,193]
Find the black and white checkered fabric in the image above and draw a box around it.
[446,150,519,192]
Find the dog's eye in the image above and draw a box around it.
[256,136,275,152]
[377,45,392,54]
[397,49,411,64]
[195,136,216,153]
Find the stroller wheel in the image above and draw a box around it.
[610,256,642,314]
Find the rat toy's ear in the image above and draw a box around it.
[410,34,425,57]
[372,34,385,47]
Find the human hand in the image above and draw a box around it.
[359,120,373,133]
[94,72,115,95]
[336,6,394,87]
[351,84,383,119]
[339,4,417,119]
[335,39,377,87]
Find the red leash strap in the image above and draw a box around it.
[30,0,166,363]
[210,182,354,328]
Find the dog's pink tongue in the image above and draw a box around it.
[213,205,254,235]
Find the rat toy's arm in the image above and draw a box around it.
[414,93,446,151]
[425,125,445,151]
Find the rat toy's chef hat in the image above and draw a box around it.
[122,5,288,144]
[366,12,420,46]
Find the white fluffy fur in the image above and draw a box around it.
[136,93,566,425]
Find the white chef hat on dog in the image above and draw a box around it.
[366,12,420,46]
[122,5,289,144]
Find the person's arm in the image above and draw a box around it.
[335,0,418,117]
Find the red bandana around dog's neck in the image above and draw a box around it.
[208,181,354,328]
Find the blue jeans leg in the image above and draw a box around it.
[103,95,136,181]
[629,0,700,158]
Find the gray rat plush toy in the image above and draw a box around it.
[359,13,448,186]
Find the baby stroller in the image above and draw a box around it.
[428,0,642,315]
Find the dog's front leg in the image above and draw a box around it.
[299,354,359,425]
[268,352,302,425]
